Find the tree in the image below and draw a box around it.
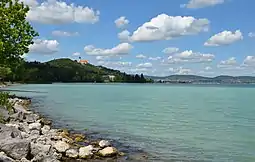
[0,66,11,81]
[0,0,38,67]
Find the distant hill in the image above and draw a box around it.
[7,58,151,83]
[146,75,255,84]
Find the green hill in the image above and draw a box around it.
[7,58,151,83]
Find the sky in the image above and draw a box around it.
[21,0,255,76]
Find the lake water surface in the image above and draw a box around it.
[6,84,255,161]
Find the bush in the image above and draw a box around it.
[0,92,13,112]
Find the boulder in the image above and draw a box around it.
[0,107,10,122]
[98,147,117,157]
[10,112,25,122]
[13,104,28,114]
[18,122,30,133]
[53,141,70,153]
[99,140,111,148]
[41,125,51,135]
[29,122,41,131]
[66,149,78,158]
[79,145,93,158]
[36,136,53,145]
[21,132,29,139]
[0,151,15,162]
[20,157,30,162]
[31,142,51,157]
[25,113,39,123]
[0,123,21,139]
[0,138,30,160]
[40,118,52,126]
[5,123,19,129]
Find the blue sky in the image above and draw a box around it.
[22,0,255,76]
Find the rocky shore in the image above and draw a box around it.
[0,97,125,162]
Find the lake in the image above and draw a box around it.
[5,84,255,161]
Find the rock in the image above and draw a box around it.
[0,151,15,162]
[52,152,62,160]
[99,140,111,148]
[25,113,39,123]
[30,130,40,136]
[31,142,51,157]
[20,157,30,162]
[5,123,19,129]
[40,118,52,126]
[66,149,78,158]
[21,132,29,138]
[36,136,53,145]
[53,141,70,153]
[98,147,117,157]
[10,112,25,122]
[0,107,10,122]
[0,123,22,139]
[13,104,29,114]
[41,125,51,135]
[79,145,94,158]
[0,138,30,160]
[18,122,30,133]
[29,122,41,131]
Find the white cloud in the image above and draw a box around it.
[182,0,225,9]
[205,30,243,46]
[26,0,100,24]
[112,61,132,67]
[148,57,161,61]
[136,54,147,59]
[52,30,79,37]
[115,16,129,28]
[118,30,131,42]
[136,62,153,68]
[20,0,38,7]
[128,68,150,73]
[72,52,80,56]
[162,47,179,54]
[243,56,255,67]
[248,32,255,38]
[205,66,212,70]
[84,43,133,56]
[217,57,238,68]
[166,50,214,64]
[169,67,192,75]
[29,39,59,54]
[96,56,109,61]
[130,14,209,42]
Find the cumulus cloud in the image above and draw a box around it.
[169,67,192,75]
[243,56,255,67]
[20,0,38,7]
[162,47,179,54]
[148,57,161,61]
[136,54,147,59]
[118,30,131,42]
[84,43,133,56]
[96,56,109,61]
[29,39,59,54]
[205,66,212,70]
[217,57,238,68]
[182,0,225,9]
[248,32,255,38]
[26,0,100,24]
[52,30,79,37]
[205,30,243,46]
[130,14,209,42]
[112,61,132,67]
[136,62,153,68]
[72,52,80,56]
[115,16,129,28]
[165,50,214,64]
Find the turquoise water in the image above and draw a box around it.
[6,84,255,161]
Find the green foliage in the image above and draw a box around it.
[6,58,151,83]
[0,0,38,67]
[0,92,13,112]
[0,66,12,80]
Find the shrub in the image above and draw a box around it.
[0,92,13,112]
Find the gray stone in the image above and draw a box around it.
[0,107,10,121]
[29,122,41,131]
[20,157,30,162]
[13,104,28,114]
[18,122,30,133]
[31,142,51,157]
[40,118,52,126]
[21,132,29,138]
[36,136,52,145]
[79,145,93,158]
[66,149,78,158]
[53,141,70,153]
[25,114,39,123]
[0,138,30,160]
[0,151,15,162]
[98,147,117,157]
[10,112,25,122]
[99,140,111,148]
[41,125,51,135]
[0,123,21,139]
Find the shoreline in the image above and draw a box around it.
[0,93,149,161]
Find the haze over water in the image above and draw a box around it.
[7,84,255,161]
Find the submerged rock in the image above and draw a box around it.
[54,141,70,153]
[98,147,117,157]
[99,140,111,148]
[79,145,94,158]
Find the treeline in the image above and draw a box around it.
[4,59,152,83]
